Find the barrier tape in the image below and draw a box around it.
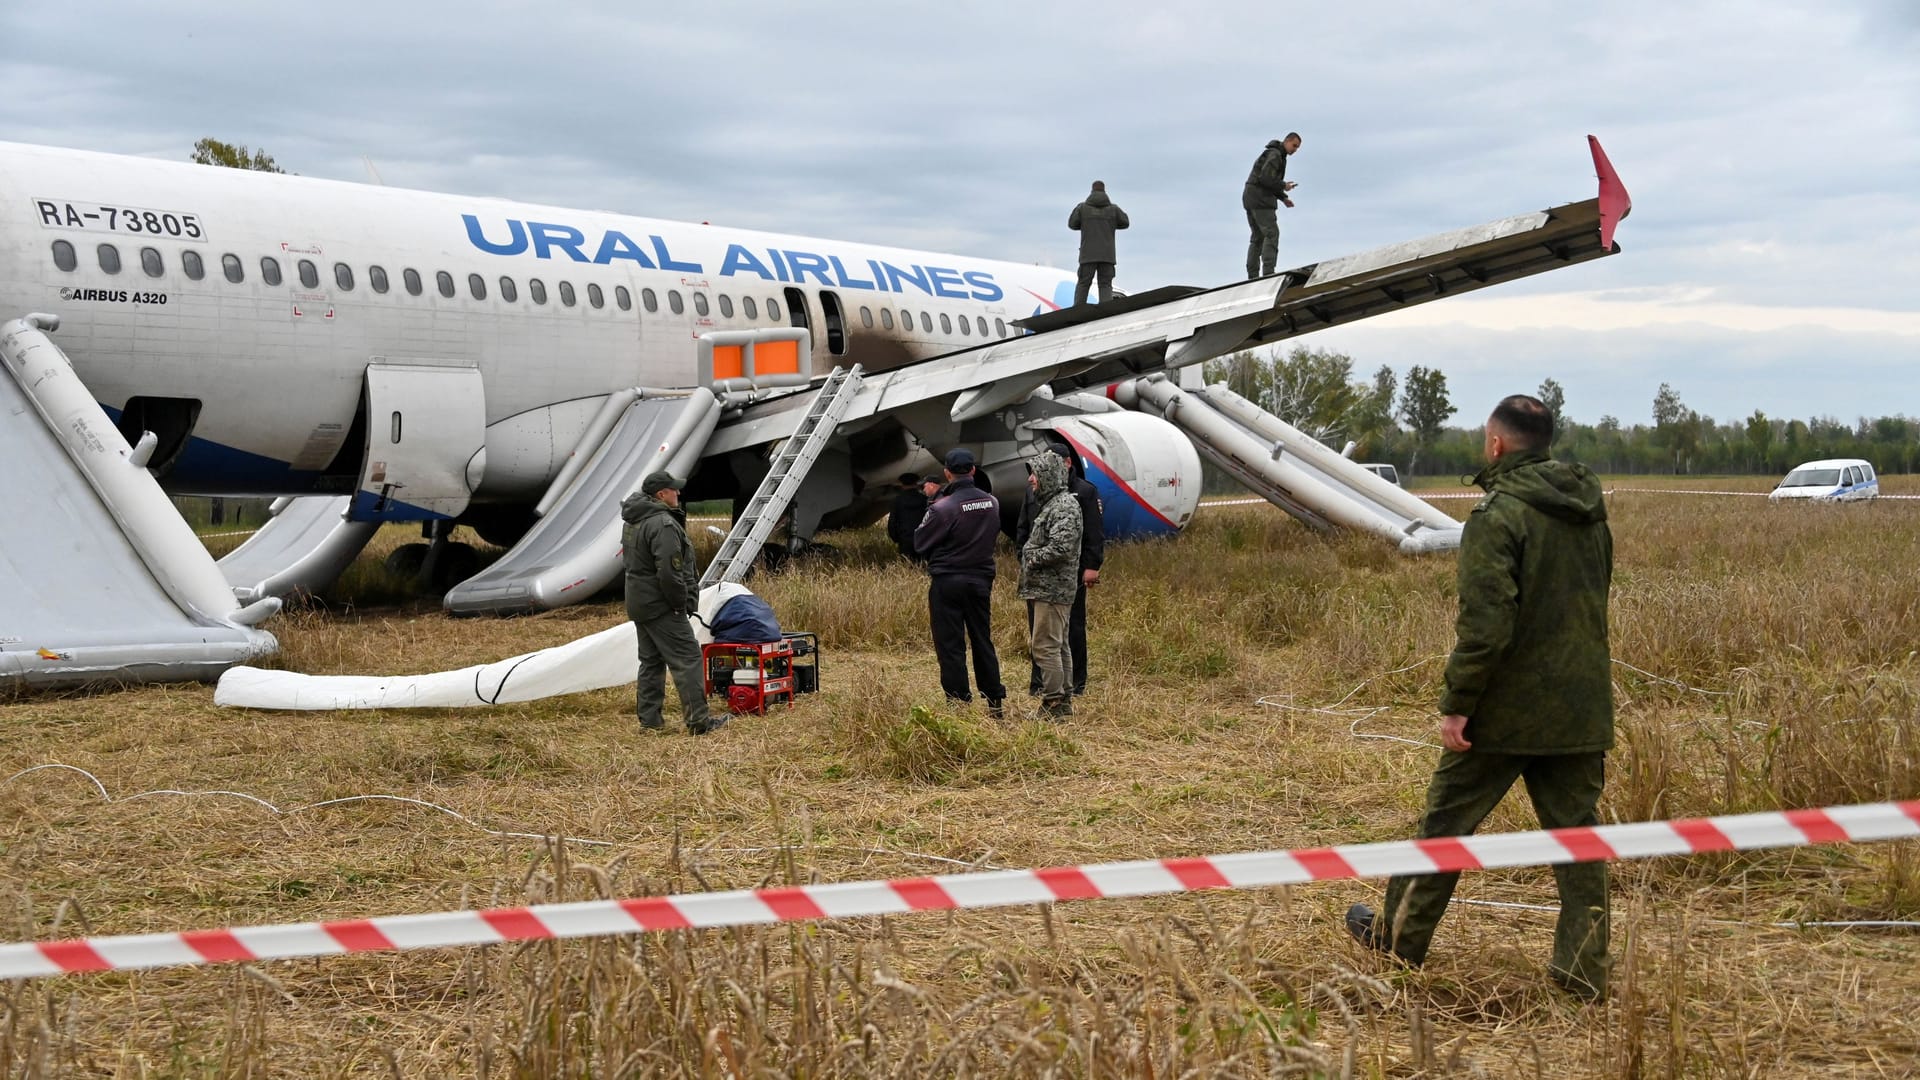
[3,799,1915,980]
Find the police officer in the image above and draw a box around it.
[913,448,1006,716]
[1016,443,1104,695]
[1345,394,1613,1000]
[621,470,721,735]
[1243,132,1301,279]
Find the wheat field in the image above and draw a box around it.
[2,477,1917,1077]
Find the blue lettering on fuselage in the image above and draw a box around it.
[461,216,1004,300]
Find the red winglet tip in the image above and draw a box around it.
[1588,135,1632,251]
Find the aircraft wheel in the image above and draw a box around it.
[430,542,483,591]
[385,543,429,580]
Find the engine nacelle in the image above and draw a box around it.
[1023,411,1202,540]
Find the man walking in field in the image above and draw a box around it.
[1068,180,1129,306]
[1242,132,1300,279]
[1345,394,1615,1000]
[622,471,721,735]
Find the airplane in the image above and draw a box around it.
[0,137,1628,683]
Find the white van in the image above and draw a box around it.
[1360,463,1401,487]
[1768,458,1879,502]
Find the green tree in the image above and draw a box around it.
[192,138,284,173]
[1202,349,1272,411]
[1745,410,1773,471]
[1268,346,1360,443]
[1396,365,1456,476]
[1537,378,1567,446]
[1348,364,1399,458]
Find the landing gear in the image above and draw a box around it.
[384,522,481,593]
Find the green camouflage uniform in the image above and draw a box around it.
[621,491,714,733]
[1019,454,1083,708]
[1369,449,1615,996]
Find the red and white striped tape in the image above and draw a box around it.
[5,800,1915,980]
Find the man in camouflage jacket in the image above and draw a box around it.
[621,470,719,735]
[1346,394,1614,1000]
[1018,452,1084,718]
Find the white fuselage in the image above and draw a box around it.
[0,141,1079,500]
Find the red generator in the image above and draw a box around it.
[701,634,821,715]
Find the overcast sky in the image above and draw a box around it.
[3,1,1915,428]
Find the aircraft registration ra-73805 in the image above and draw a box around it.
[0,137,1628,653]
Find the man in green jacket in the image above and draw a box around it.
[1068,180,1130,306]
[621,470,720,735]
[1346,394,1614,1000]
[1242,132,1300,279]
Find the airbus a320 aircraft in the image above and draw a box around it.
[0,137,1629,685]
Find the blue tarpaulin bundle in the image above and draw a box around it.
[709,593,781,643]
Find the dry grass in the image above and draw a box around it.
[4,478,1920,1076]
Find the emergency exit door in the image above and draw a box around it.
[351,361,486,521]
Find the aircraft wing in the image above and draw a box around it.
[706,169,1623,455]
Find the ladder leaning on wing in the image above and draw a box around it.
[699,364,865,588]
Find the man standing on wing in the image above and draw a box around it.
[621,471,721,735]
[1345,394,1614,1000]
[1242,132,1301,279]
[1068,180,1130,306]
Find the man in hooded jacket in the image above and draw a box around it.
[1068,181,1130,306]
[1019,452,1083,719]
[621,470,720,735]
[1242,133,1300,279]
[1016,443,1105,695]
[1345,394,1614,1000]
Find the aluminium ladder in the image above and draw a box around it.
[699,365,865,588]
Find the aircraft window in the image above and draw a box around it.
[718,294,734,318]
[530,278,547,304]
[939,313,952,334]
[334,263,354,291]
[97,243,122,274]
[742,295,757,319]
[436,271,455,298]
[182,250,204,280]
[766,297,780,321]
[668,290,684,315]
[994,318,1007,337]
[860,306,873,329]
[880,308,894,330]
[370,265,389,293]
[615,285,632,311]
[469,273,487,300]
[559,281,576,307]
[920,312,933,333]
[140,247,163,277]
[404,268,422,296]
[52,240,78,272]
[588,283,604,309]
[641,287,657,312]
[298,260,319,289]
[957,312,969,335]
[692,293,710,316]
[222,253,244,283]
[499,276,518,303]
[899,308,912,330]
[260,257,283,286]
[976,316,989,336]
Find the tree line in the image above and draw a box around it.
[1198,348,1920,485]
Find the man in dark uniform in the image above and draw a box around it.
[621,470,721,735]
[1016,443,1105,695]
[1345,394,1614,1000]
[913,448,1006,717]
[1067,180,1130,306]
[1242,132,1301,279]
[886,471,928,562]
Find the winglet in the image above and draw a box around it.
[1588,135,1631,251]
